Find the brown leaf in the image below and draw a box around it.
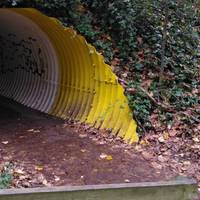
[183,161,191,166]
[106,155,113,161]
[2,141,8,144]
[79,134,87,138]
[158,136,165,143]
[121,72,128,78]
[169,130,177,137]
[142,151,154,161]
[157,155,168,163]
[140,139,150,146]
[100,153,107,159]
[126,88,136,94]
[99,153,113,161]
[75,4,86,13]
[134,145,143,152]
[54,176,60,182]
[192,137,199,142]
[35,166,44,171]
[151,162,162,170]
[137,36,143,44]
[163,132,169,140]
[111,58,120,66]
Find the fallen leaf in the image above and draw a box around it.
[54,176,60,181]
[163,132,169,140]
[151,162,162,170]
[22,181,31,187]
[181,166,188,171]
[126,88,136,94]
[27,129,34,132]
[157,155,168,163]
[134,145,143,152]
[106,155,113,161]
[99,141,106,145]
[169,130,177,137]
[100,153,113,161]
[192,137,199,142]
[14,169,24,175]
[140,139,149,146]
[137,36,143,44]
[79,134,87,138]
[183,161,191,166]
[100,153,107,159]
[75,4,86,13]
[27,129,40,133]
[13,169,25,178]
[19,175,28,181]
[111,58,120,66]
[37,174,46,183]
[33,130,40,133]
[158,136,165,143]
[42,179,48,185]
[2,141,8,144]
[80,149,86,153]
[142,151,153,161]
[122,72,128,78]
[35,166,44,171]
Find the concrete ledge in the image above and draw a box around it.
[0,178,198,200]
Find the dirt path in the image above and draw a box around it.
[0,97,176,188]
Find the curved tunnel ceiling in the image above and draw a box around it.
[0,8,138,143]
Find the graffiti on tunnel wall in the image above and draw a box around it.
[0,33,46,76]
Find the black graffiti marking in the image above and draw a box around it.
[0,33,46,76]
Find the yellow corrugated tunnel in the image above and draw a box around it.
[0,8,138,143]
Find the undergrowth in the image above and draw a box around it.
[0,164,12,189]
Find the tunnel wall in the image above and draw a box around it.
[0,8,138,143]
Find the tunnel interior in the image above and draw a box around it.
[0,9,59,113]
[0,8,138,143]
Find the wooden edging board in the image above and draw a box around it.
[0,178,198,200]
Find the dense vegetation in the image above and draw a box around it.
[0,164,12,189]
[1,0,200,136]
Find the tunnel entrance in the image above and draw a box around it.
[0,8,138,144]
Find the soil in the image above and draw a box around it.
[0,97,176,188]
